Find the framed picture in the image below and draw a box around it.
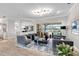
[22,25,34,32]
[28,26,34,31]
[71,19,79,34]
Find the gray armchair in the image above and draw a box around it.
[17,35,31,47]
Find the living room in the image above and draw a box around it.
[0,3,79,56]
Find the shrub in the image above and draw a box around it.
[56,42,73,56]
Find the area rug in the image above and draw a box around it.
[20,42,54,56]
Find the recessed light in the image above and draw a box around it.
[56,10,61,14]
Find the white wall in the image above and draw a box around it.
[67,4,79,49]
[7,19,16,38]
[34,16,68,26]
[7,18,37,38]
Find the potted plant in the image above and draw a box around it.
[56,42,73,56]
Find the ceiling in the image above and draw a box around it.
[0,3,73,21]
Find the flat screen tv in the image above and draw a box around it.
[61,26,66,29]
